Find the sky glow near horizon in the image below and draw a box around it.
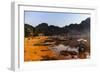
[24,11,90,27]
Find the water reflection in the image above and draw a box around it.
[49,44,78,55]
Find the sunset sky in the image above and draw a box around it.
[24,11,90,27]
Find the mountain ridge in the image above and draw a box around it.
[24,17,90,37]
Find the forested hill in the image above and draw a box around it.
[24,17,90,37]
